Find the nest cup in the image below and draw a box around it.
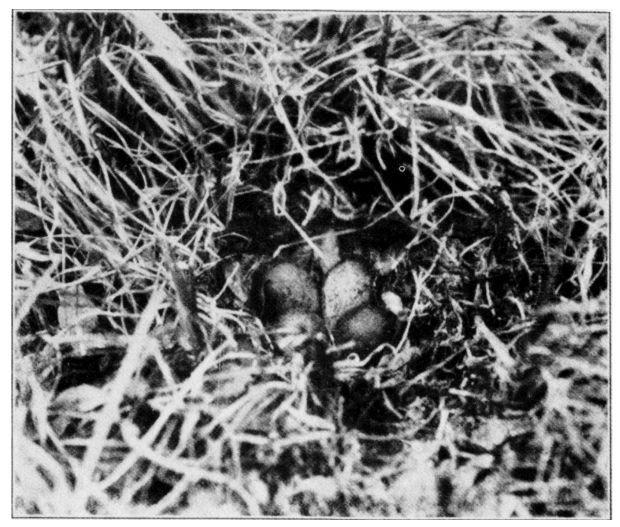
[252,256,395,361]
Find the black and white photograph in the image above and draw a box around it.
[12,10,609,518]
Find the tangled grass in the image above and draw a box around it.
[14,12,608,517]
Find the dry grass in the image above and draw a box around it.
[13,12,608,517]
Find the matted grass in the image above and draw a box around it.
[14,12,608,517]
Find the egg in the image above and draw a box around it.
[333,303,394,356]
[322,258,373,329]
[268,310,326,357]
[250,261,320,323]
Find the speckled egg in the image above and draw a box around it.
[268,310,325,356]
[251,261,320,323]
[322,258,373,329]
[333,303,394,355]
